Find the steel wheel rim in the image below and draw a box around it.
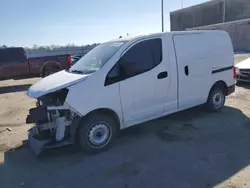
[212,90,224,108]
[88,122,111,147]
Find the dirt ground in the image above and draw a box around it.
[1,55,250,188]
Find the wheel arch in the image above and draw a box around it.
[209,80,228,96]
[83,108,121,131]
[40,61,61,77]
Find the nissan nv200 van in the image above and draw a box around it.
[26,30,235,155]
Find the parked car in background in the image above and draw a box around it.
[29,54,72,78]
[0,47,72,80]
[235,57,250,83]
[26,30,235,155]
[71,54,82,65]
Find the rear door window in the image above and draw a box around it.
[0,48,26,64]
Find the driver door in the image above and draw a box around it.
[106,38,171,127]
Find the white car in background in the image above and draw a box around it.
[235,57,250,83]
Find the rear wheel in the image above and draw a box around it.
[206,86,226,112]
[77,113,118,154]
[43,68,58,77]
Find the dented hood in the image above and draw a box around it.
[27,70,88,98]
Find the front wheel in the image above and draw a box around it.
[77,114,118,154]
[206,87,226,112]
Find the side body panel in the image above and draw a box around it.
[0,60,29,78]
[209,32,235,88]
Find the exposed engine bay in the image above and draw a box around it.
[26,88,80,155]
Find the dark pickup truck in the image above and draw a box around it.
[0,47,72,80]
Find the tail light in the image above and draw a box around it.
[233,67,236,79]
[68,55,72,66]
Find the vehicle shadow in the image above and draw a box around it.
[0,84,32,94]
[12,75,40,80]
[0,75,38,81]
[1,106,250,188]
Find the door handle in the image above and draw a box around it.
[184,66,189,76]
[157,71,168,79]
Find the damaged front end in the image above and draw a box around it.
[26,88,80,156]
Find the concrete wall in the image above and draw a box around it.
[170,0,250,31]
[225,0,250,22]
[187,19,250,52]
[170,0,250,52]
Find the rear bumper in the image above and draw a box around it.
[227,84,235,95]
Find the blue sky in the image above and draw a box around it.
[0,0,207,47]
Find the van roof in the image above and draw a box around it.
[108,30,227,43]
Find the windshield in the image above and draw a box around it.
[69,41,127,74]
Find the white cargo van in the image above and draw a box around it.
[26,31,236,155]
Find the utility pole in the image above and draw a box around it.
[161,0,164,32]
[181,0,183,8]
[223,0,226,23]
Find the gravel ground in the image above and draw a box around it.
[0,55,250,188]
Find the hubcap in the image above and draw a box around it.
[212,91,224,108]
[88,123,110,146]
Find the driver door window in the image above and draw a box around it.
[105,38,162,86]
[120,40,154,78]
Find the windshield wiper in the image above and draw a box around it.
[70,70,84,74]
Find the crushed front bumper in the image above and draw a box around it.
[26,104,80,156]
[28,124,76,156]
[28,127,52,156]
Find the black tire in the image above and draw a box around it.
[206,86,226,112]
[43,69,57,77]
[236,81,244,86]
[77,113,118,154]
